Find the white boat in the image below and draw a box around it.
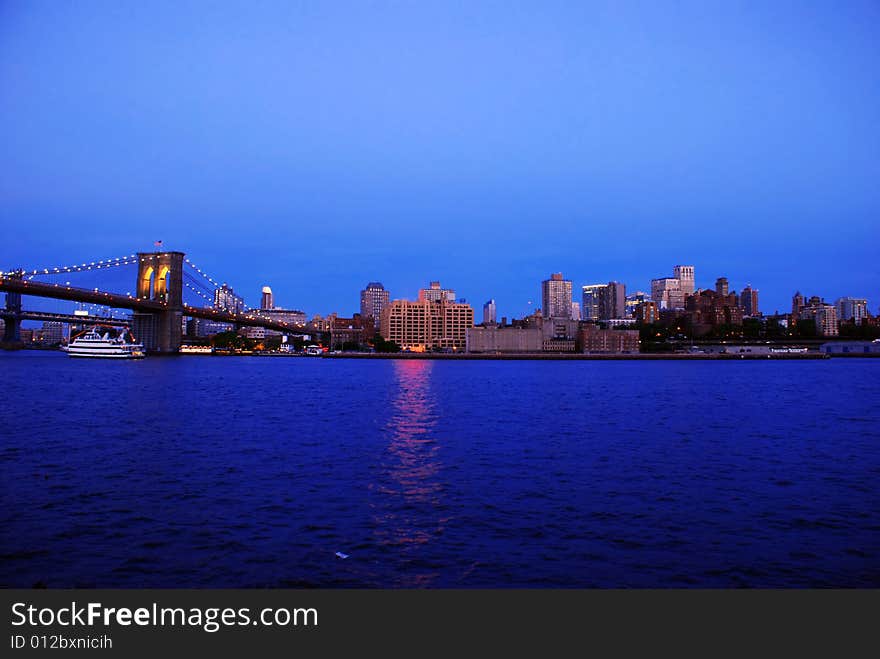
[304,345,323,356]
[179,345,214,354]
[67,326,145,359]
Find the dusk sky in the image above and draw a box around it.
[2,1,878,318]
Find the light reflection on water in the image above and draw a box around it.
[370,360,447,586]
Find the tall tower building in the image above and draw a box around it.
[741,285,759,317]
[598,281,626,320]
[792,291,805,317]
[483,299,497,325]
[360,282,390,328]
[835,297,868,325]
[582,284,607,321]
[260,286,274,310]
[213,283,244,314]
[673,265,695,297]
[715,277,729,297]
[542,273,572,319]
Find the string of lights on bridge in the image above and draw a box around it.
[1,255,141,280]
[3,251,254,311]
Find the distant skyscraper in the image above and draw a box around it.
[571,301,581,321]
[792,291,805,317]
[715,277,729,297]
[418,281,456,303]
[835,297,868,325]
[214,283,244,314]
[483,299,497,325]
[673,265,695,297]
[360,282,390,328]
[260,285,274,310]
[741,285,759,317]
[597,281,626,320]
[582,284,606,321]
[542,273,572,319]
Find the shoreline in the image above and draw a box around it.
[320,352,836,360]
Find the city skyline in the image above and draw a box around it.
[2,2,879,321]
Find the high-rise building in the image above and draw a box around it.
[483,299,497,325]
[598,281,626,320]
[715,277,729,296]
[792,291,805,317]
[260,286,274,310]
[835,297,868,325]
[380,298,474,351]
[213,283,244,314]
[542,273,572,319]
[418,281,456,303]
[800,304,839,336]
[581,284,606,321]
[570,301,581,321]
[741,285,759,317]
[625,291,651,318]
[673,265,695,297]
[360,282,390,328]
[651,277,683,310]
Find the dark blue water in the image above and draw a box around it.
[1,352,878,587]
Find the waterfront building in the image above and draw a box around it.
[40,321,64,344]
[651,277,684,310]
[581,284,606,321]
[214,283,244,314]
[577,325,640,354]
[189,318,234,337]
[260,286,274,310]
[835,297,868,325]
[821,341,880,355]
[360,282,390,328]
[418,281,456,303]
[242,326,266,340]
[741,285,759,317]
[381,296,474,350]
[483,299,497,325]
[466,326,542,353]
[329,315,371,349]
[598,281,626,320]
[253,307,308,337]
[542,273,573,319]
[673,265,695,297]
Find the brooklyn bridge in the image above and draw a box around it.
[0,250,305,353]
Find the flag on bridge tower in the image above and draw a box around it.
[154,240,163,248]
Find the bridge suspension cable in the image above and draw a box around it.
[183,273,216,306]
[12,255,139,280]
[183,258,222,289]
[183,258,251,311]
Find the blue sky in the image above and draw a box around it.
[2,1,878,318]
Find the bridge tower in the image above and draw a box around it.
[2,271,23,345]
[134,251,184,353]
